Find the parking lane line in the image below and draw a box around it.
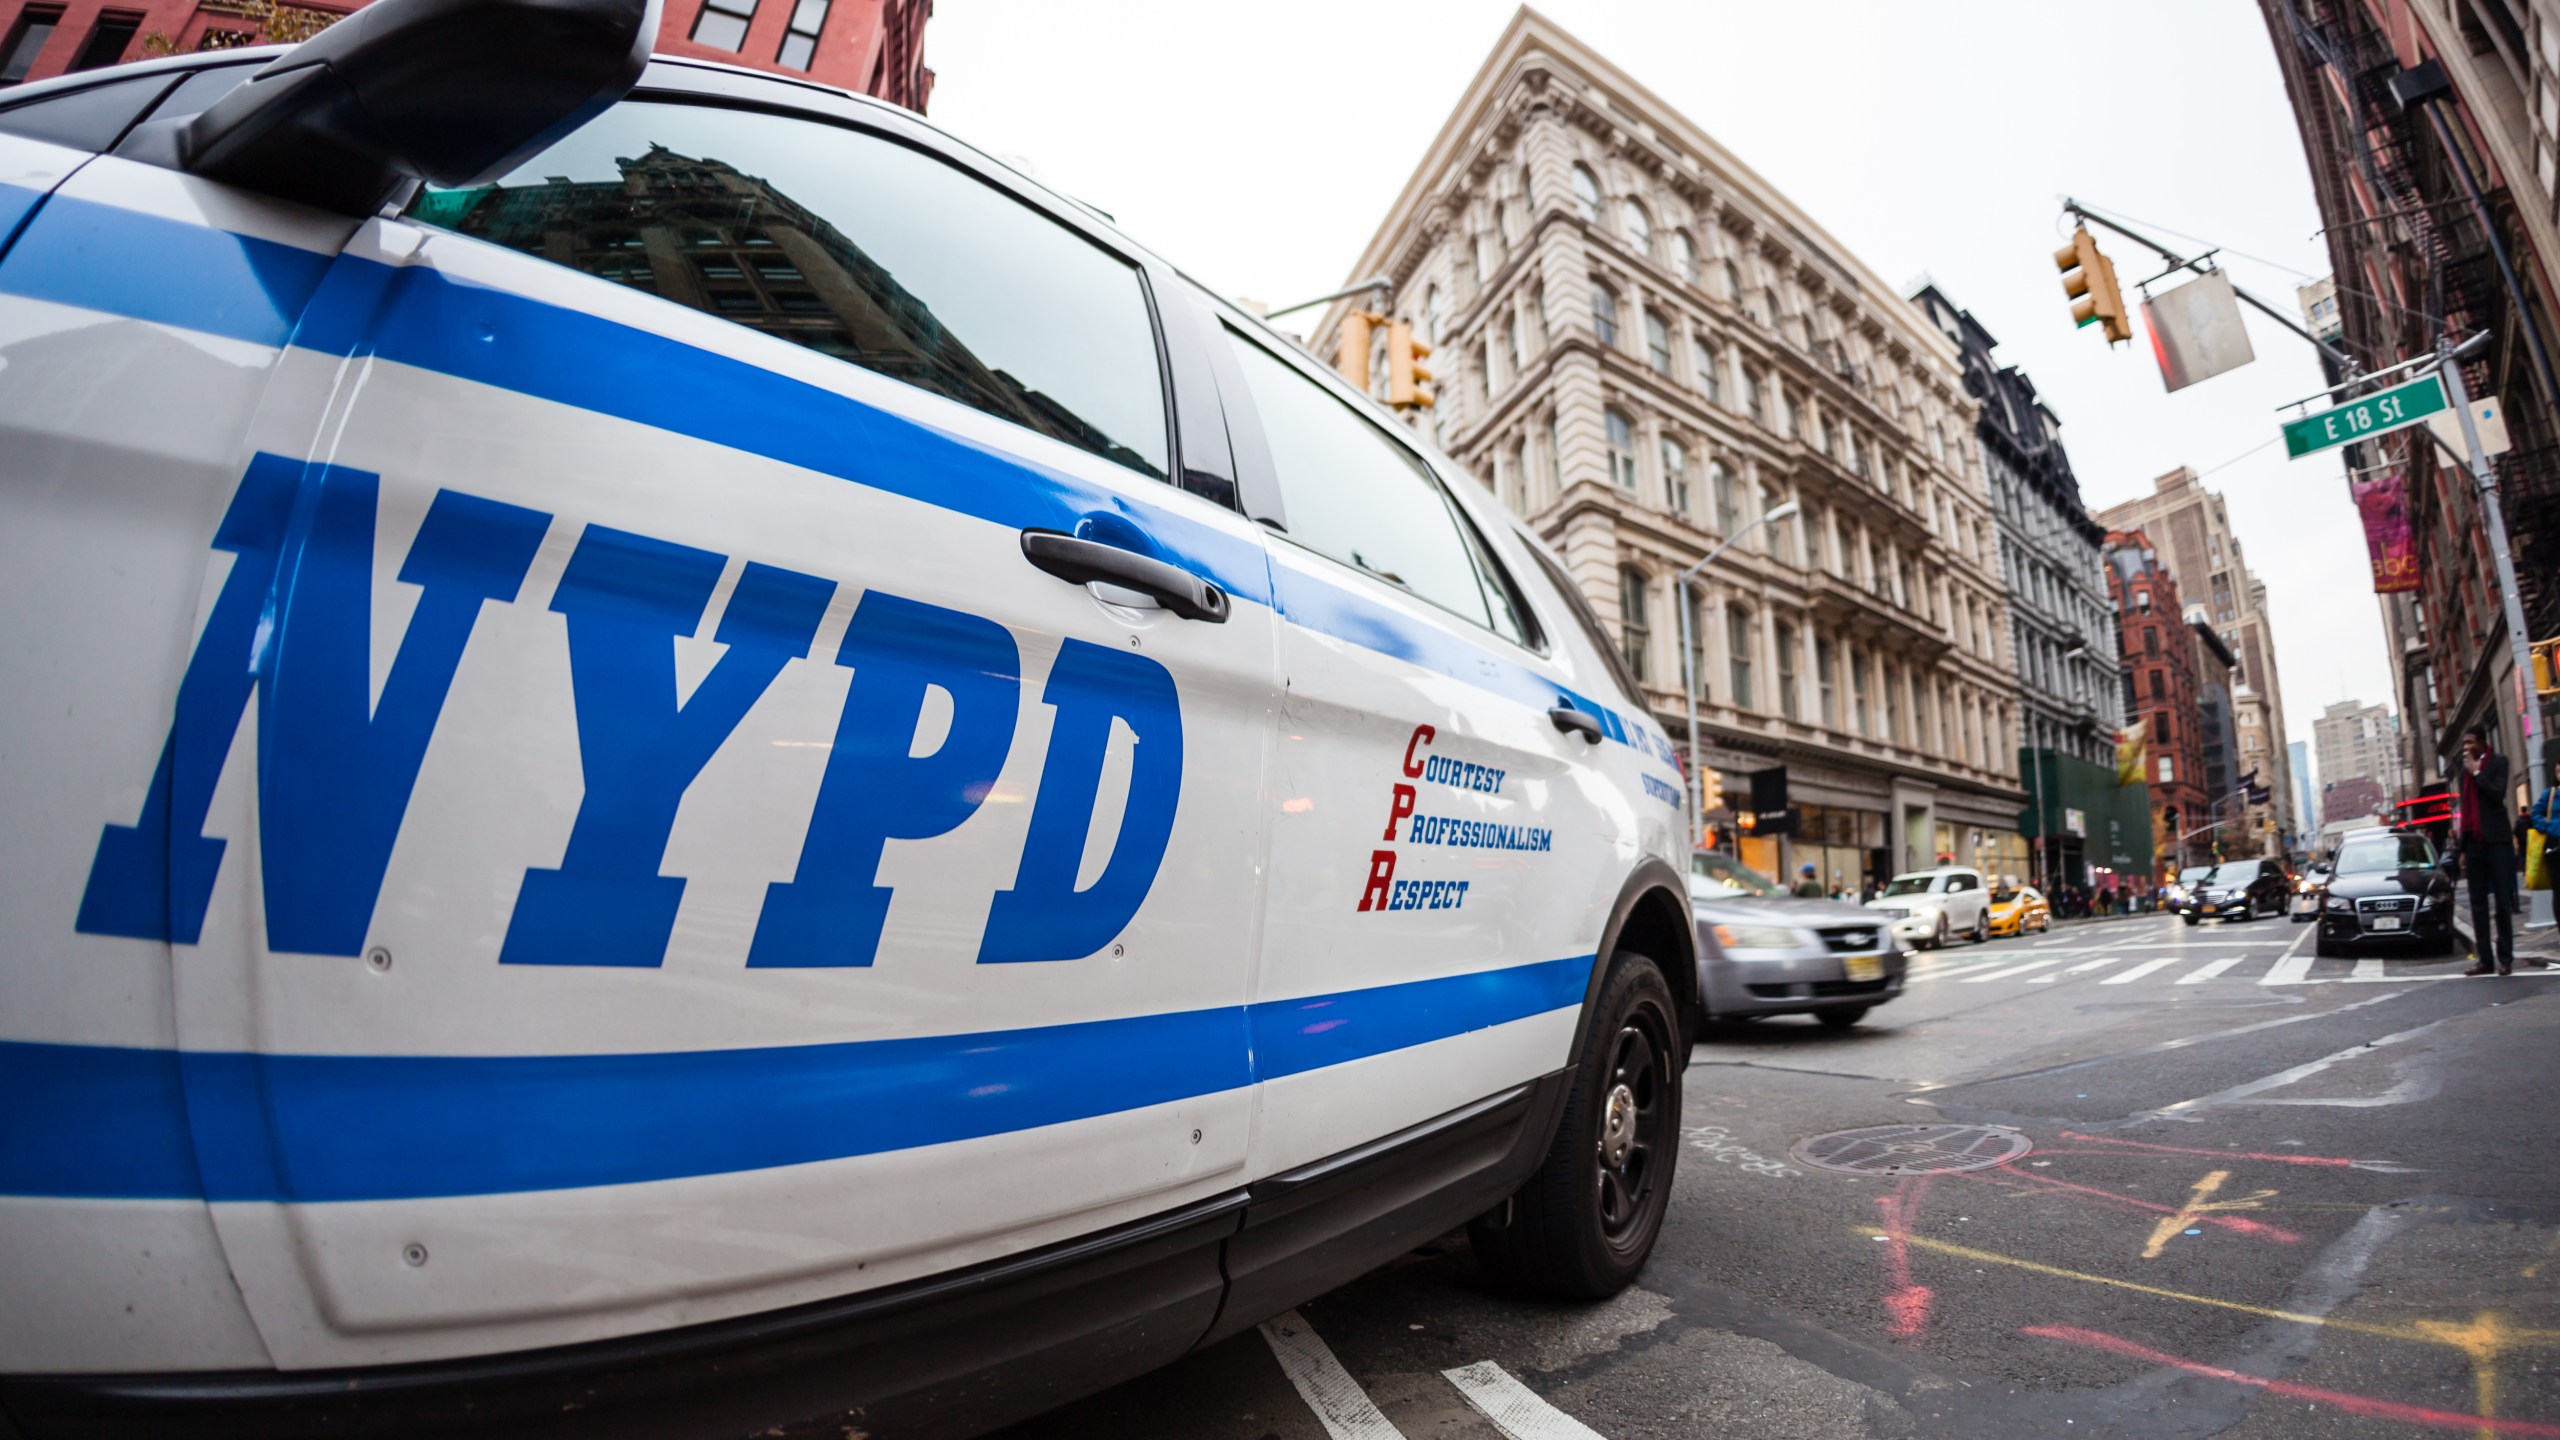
[1442,1361,1608,1440]
[2176,957,2247,985]
[2101,958,2182,985]
[1964,959,2070,983]
[1260,1310,1407,1440]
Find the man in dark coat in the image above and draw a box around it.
[2457,723,2519,976]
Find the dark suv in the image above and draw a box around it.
[2170,857,2294,925]
[2313,831,2457,957]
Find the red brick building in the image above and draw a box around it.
[0,0,928,107]
[2104,529,2208,881]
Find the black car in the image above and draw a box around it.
[2314,831,2458,957]
[2169,857,2295,925]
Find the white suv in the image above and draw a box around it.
[1868,867,1995,949]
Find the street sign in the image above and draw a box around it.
[2282,372,2447,458]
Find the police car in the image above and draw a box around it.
[0,0,1700,1432]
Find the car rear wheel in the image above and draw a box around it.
[2315,932,2340,958]
[1816,1006,1869,1030]
[1470,951,1679,1300]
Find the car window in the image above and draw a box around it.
[0,71,169,150]
[1881,876,1933,897]
[404,100,1171,480]
[2336,836,2432,874]
[1991,888,2020,903]
[138,61,257,122]
[1688,852,1783,898]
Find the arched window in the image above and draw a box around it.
[1672,231,1699,284]
[1571,163,1602,222]
[1660,436,1689,516]
[1711,460,1738,535]
[1605,407,1638,489]
[1775,383,1797,438]
[1591,281,1620,346]
[1736,366,1760,422]
[1720,257,1742,302]
[1644,310,1672,374]
[1619,568,1651,683]
[1622,199,1652,253]
[1692,337,1720,404]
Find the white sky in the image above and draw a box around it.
[928,0,2390,766]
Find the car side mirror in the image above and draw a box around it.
[151,0,655,215]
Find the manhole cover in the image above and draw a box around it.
[1789,1124,2031,1176]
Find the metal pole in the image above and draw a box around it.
[2062,199,2360,373]
[2437,354,2549,806]
[1675,503,1797,852]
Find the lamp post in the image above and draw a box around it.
[2025,645,2090,891]
[1676,501,1800,847]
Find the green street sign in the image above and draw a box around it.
[2282,372,2448,458]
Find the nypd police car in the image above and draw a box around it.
[0,0,1701,1432]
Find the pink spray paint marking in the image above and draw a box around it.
[2054,1131,2361,1168]
[2022,1325,2560,1437]
[1964,1162,2301,1245]
[1873,1174,1935,1340]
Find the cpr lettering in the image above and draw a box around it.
[503,529,833,967]
[77,454,549,953]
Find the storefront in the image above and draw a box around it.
[1786,803,1887,898]
[1934,820,2028,885]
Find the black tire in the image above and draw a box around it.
[1816,1006,1869,1030]
[2314,932,2339,959]
[1971,909,1991,945]
[2182,914,2199,927]
[1931,914,1948,950]
[1470,951,1680,1300]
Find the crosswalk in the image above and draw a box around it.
[1902,940,2540,990]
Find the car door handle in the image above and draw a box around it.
[1548,705,1602,743]
[1019,530,1229,623]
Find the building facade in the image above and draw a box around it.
[0,0,929,103]
[1315,9,2025,892]
[2312,697,2407,802]
[2093,466,2297,853]
[2290,737,2318,829]
[1913,285,2131,888]
[2105,530,2209,879]
[2260,0,2558,803]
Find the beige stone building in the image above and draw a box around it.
[1313,7,2025,890]
[2093,467,2296,853]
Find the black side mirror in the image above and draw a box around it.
[158,0,655,215]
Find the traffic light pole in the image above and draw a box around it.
[2061,199,2358,374]
[1676,504,1797,847]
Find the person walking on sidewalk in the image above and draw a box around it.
[1793,863,1824,899]
[2457,724,2520,976]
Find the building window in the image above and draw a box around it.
[1605,407,1638,489]
[1571,163,1602,222]
[1711,461,1738,536]
[1661,436,1689,516]
[1776,622,1800,721]
[2144,627,2158,654]
[1622,199,1652,254]
[1737,366,1760,424]
[690,0,758,51]
[1692,337,1720,404]
[2151,669,2166,699]
[1882,662,1900,742]
[1512,438,1531,512]
[1504,312,1522,376]
[2159,755,2176,784]
[1620,568,1651,683]
[1760,482,1786,557]
[1418,285,1439,347]
[1851,652,1870,735]
[1591,282,1620,346]
[1775,384,1796,439]
[1644,310,1672,374]
[776,0,829,69]
[1672,231,1699,285]
[1728,608,1755,710]
[66,8,139,71]
[1547,413,1562,489]
[1,5,64,82]
[1817,637,1838,726]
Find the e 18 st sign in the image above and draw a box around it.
[2282,373,2448,459]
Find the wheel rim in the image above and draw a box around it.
[1594,1017,1668,1249]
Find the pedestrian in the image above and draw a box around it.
[2530,761,2558,913]
[1792,862,1824,900]
[2454,723,2521,976]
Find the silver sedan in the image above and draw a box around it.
[1689,854,1908,1029]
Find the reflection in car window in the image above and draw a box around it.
[1881,876,1935,898]
[1223,330,1496,630]
[2335,836,2432,874]
[2180,862,2260,886]
[1688,852,1784,898]
[404,101,1170,480]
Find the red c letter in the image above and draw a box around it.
[1382,783,1416,841]
[1357,850,1397,912]
[1403,724,1435,778]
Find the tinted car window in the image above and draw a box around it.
[138,61,257,122]
[405,101,1170,480]
[2336,836,2432,874]
[1225,329,1498,631]
[0,71,169,150]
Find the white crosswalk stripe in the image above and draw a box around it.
[1443,1361,1609,1440]
[1962,958,2068,983]
[2028,957,2126,983]
[1260,1311,1407,1440]
[2176,957,2248,984]
[2100,957,2182,985]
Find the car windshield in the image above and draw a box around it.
[2180,862,2259,886]
[1881,875,1938,897]
[1689,853,1785,899]
[2335,835,2432,875]
[1991,888,2022,903]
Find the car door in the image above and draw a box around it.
[79,88,1280,1370]
[1209,323,1642,1177]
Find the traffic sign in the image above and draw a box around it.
[2282,372,2448,458]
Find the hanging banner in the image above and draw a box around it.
[2351,470,2421,594]
[2116,719,2148,787]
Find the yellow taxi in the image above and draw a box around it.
[1986,883,2052,937]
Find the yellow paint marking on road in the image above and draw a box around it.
[1852,1227,2560,1352]
[2140,1169,2279,1259]
[2522,1230,2560,1279]
[2414,1312,2516,1439]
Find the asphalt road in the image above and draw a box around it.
[993,913,2560,1440]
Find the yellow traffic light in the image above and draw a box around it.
[2534,636,2560,697]
[1386,320,1435,409]
[1335,310,1381,392]
[1698,765,1725,815]
[2054,226,2132,345]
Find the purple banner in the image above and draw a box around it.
[2352,470,2420,595]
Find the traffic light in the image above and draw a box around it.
[1385,320,1435,409]
[2534,635,2559,697]
[1698,765,1725,815]
[2054,226,2132,345]
[1334,310,1382,392]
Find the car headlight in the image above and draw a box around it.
[2163,886,2185,901]
[1876,906,1910,920]
[1712,923,1809,952]
[2324,895,2354,913]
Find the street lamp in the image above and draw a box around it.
[2026,644,2090,890]
[1675,500,1799,846]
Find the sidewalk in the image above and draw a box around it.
[2452,881,2560,961]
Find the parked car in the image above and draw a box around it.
[1689,854,1906,1028]
[2313,832,2458,958]
[1986,883,2051,937]
[1866,866,1994,948]
[2168,858,2294,925]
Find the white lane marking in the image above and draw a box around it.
[1261,1310,1407,1440]
[2147,1019,2452,1119]
[1443,1361,1608,1440]
[2351,958,2386,981]
[2260,924,2319,985]
[1964,958,2069,983]
[2176,957,2248,984]
[2101,958,2182,985]
[2038,956,2130,982]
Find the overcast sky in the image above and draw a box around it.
[929,0,2387,770]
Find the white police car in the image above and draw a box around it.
[0,0,1699,1432]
